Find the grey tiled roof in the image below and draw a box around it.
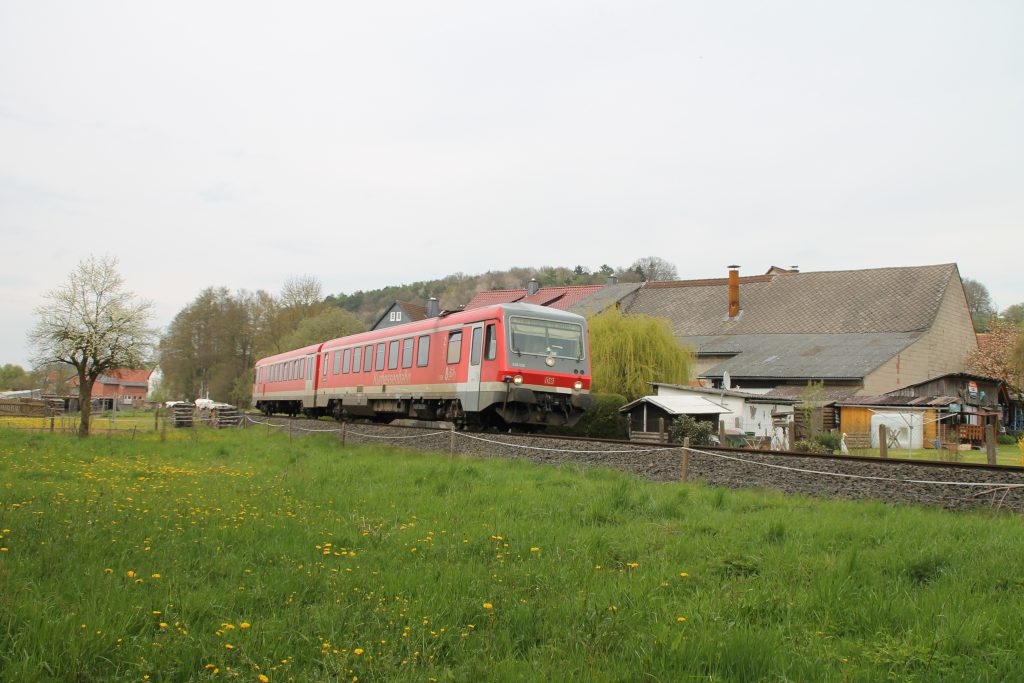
[625,264,956,336]
[568,283,643,317]
[686,332,921,380]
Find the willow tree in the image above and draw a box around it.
[28,255,155,437]
[587,307,693,400]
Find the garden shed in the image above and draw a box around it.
[619,395,730,443]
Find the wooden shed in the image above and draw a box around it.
[619,395,731,443]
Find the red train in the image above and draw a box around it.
[252,303,594,428]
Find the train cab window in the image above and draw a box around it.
[417,335,430,367]
[388,340,400,370]
[447,331,463,364]
[401,338,414,368]
[470,327,482,366]
[485,324,497,360]
[342,349,351,374]
[375,342,386,371]
[363,345,373,372]
[333,350,341,375]
[353,347,362,373]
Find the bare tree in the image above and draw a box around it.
[629,256,679,282]
[28,255,155,437]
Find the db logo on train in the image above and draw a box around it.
[544,376,556,385]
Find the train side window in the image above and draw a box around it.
[375,342,386,371]
[388,340,399,370]
[299,360,304,380]
[401,338,414,368]
[353,347,362,373]
[363,345,373,372]
[417,335,430,367]
[470,327,482,366]
[323,353,329,377]
[342,348,351,374]
[308,357,314,377]
[485,324,497,360]
[333,350,341,375]
[447,331,462,364]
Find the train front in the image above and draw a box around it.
[489,304,594,428]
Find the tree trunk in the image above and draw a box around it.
[78,372,94,438]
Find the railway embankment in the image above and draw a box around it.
[250,416,1024,512]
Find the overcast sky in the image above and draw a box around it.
[2,1,1022,368]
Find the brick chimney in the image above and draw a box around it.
[728,265,740,318]
[607,273,618,286]
[527,278,540,296]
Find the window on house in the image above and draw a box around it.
[417,335,430,367]
[388,340,400,369]
[343,349,351,374]
[447,331,462,364]
[375,342,386,371]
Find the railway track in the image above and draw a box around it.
[245,415,1024,512]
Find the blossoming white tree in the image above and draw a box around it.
[28,255,155,437]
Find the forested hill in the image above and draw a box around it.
[325,264,643,327]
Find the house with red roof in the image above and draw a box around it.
[463,276,641,314]
[69,369,153,410]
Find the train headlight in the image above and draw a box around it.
[545,356,556,367]
[574,380,583,391]
[513,374,524,385]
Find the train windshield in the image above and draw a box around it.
[509,317,584,360]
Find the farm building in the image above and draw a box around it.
[69,369,153,410]
[463,275,642,315]
[619,264,979,400]
[835,373,1006,450]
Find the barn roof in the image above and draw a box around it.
[622,264,960,382]
[626,263,957,336]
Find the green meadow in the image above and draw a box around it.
[2,428,1023,682]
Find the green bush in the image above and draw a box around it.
[997,433,1016,446]
[548,392,628,439]
[792,439,832,454]
[813,431,842,453]
[669,415,717,446]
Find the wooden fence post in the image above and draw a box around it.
[50,416,55,433]
[986,424,997,465]
[340,421,347,447]
[288,420,293,445]
[658,417,666,443]
[680,437,690,482]
[154,409,159,432]
[879,424,888,459]
[449,424,456,457]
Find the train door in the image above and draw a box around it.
[304,354,316,407]
[462,323,485,412]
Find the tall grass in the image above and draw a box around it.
[1,428,1023,681]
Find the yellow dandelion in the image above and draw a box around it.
[240,622,251,629]
[627,562,639,568]
[482,603,493,609]
[259,676,270,683]
[151,573,161,579]
[159,622,168,629]
[676,616,686,623]
[354,648,364,655]
[126,570,136,578]
[104,568,113,574]
[679,572,689,578]
[530,547,540,552]
[225,643,234,649]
